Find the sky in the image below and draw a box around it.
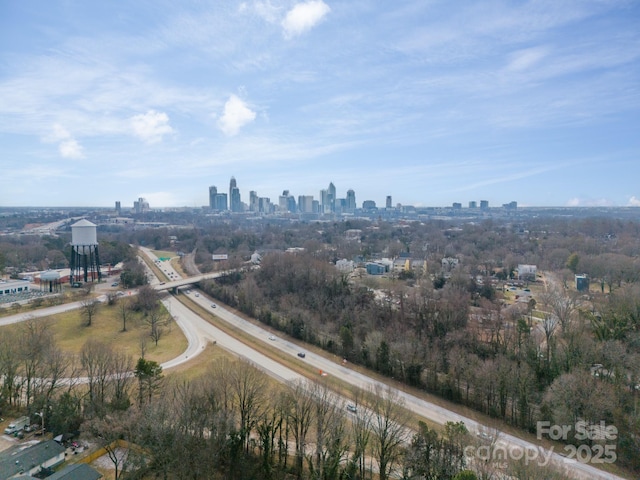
[1,0,639,209]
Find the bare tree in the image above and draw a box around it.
[81,298,99,327]
[0,331,21,406]
[110,350,133,410]
[285,379,316,478]
[119,298,131,332]
[19,319,53,408]
[81,339,113,414]
[230,359,267,452]
[541,287,581,333]
[145,307,169,346]
[541,314,558,365]
[40,343,71,407]
[307,381,349,480]
[139,334,147,359]
[344,387,372,479]
[368,385,411,480]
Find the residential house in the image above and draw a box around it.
[0,440,65,479]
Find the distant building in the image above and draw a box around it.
[517,264,537,281]
[249,190,258,212]
[345,229,362,241]
[258,197,271,213]
[480,200,489,209]
[209,186,218,209]
[336,259,355,272]
[228,177,242,212]
[320,189,328,212]
[469,201,477,209]
[279,190,296,212]
[503,201,518,210]
[133,197,149,214]
[0,279,30,297]
[298,195,314,213]
[386,195,392,209]
[366,262,386,275]
[230,189,242,212]
[328,182,336,212]
[346,189,356,212]
[575,274,590,292]
[393,257,410,272]
[115,201,121,215]
[362,200,376,210]
[452,202,462,209]
[213,193,227,211]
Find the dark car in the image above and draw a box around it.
[297,352,306,358]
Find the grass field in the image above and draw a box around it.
[3,298,188,364]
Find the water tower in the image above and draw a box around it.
[69,219,101,284]
[40,270,61,293]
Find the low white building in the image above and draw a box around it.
[0,279,30,297]
[336,259,355,272]
[517,264,537,281]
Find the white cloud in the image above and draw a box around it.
[131,110,174,144]
[217,95,256,136]
[627,196,640,207]
[59,139,84,159]
[566,197,615,207]
[50,123,72,142]
[282,0,330,39]
[506,46,548,72]
[43,123,84,159]
[137,191,178,207]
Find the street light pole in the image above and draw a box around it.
[35,411,44,435]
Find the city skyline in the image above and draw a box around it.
[1,2,639,208]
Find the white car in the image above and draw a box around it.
[268,335,276,341]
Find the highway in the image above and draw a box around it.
[0,249,628,480]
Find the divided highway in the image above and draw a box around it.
[0,248,627,480]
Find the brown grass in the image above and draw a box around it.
[13,299,189,364]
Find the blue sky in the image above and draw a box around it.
[1,0,639,208]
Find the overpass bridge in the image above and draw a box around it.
[152,271,230,292]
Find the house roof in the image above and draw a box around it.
[0,440,65,478]
[48,463,103,480]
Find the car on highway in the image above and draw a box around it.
[211,303,217,308]
[268,335,276,341]
[346,404,357,414]
[297,352,306,358]
[111,282,119,287]
[195,293,199,297]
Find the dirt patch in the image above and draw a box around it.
[0,435,16,452]
[91,447,129,470]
